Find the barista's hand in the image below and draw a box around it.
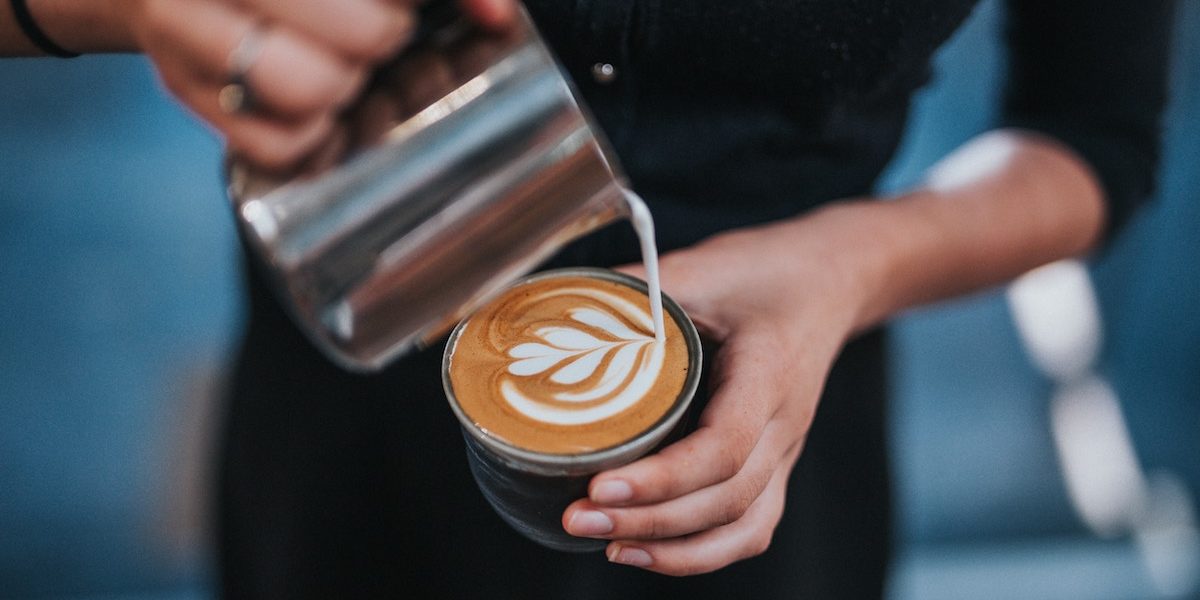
[560,208,873,576]
[129,0,517,170]
[558,132,1107,575]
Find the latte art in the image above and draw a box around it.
[447,274,690,454]
[502,287,665,426]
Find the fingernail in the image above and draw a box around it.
[608,544,653,567]
[567,510,614,536]
[592,480,633,505]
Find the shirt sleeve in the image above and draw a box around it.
[1002,0,1175,240]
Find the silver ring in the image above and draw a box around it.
[218,23,267,115]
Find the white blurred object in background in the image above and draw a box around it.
[1008,259,1200,597]
[1008,261,1101,381]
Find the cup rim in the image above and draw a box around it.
[442,267,703,476]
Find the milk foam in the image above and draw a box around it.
[501,286,665,426]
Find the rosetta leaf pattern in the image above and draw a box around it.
[505,307,650,389]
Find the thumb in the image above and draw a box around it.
[613,262,647,280]
[615,245,708,301]
[611,251,714,335]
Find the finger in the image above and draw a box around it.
[459,0,518,30]
[156,51,335,170]
[613,251,725,338]
[606,447,797,576]
[613,262,646,280]
[218,106,335,172]
[143,0,365,120]
[613,241,712,291]
[244,0,416,61]
[588,335,784,507]
[564,418,799,540]
[295,123,352,175]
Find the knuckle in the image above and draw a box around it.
[747,531,773,558]
[644,512,671,539]
[719,485,757,525]
[274,61,363,116]
[287,74,347,115]
[715,428,755,480]
[715,447,741,481]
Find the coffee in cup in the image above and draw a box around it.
[443,268,702,551]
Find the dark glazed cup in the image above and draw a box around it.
[442,268,703,552]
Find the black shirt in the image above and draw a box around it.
[218,2,1172,598]
[530,0,1169,255]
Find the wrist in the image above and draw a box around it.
[790,198,927,336]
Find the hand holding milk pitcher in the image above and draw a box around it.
[227,0,644,371]
[134,0,516,170]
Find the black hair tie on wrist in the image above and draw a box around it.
[10,0,80,58]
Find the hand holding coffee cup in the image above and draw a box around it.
[546,217,864,576]
[129,0,518,170]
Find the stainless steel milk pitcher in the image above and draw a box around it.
[225,2,630,371]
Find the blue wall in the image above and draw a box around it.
[884,1,1200,598]
[0,57,240,597]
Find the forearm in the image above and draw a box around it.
[813,130,1106,334]
[1,0,137,55]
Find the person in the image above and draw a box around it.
[2,0,1174,597]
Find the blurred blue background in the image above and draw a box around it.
[1,1,1197,598]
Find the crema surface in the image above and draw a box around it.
[448,275,689,454]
